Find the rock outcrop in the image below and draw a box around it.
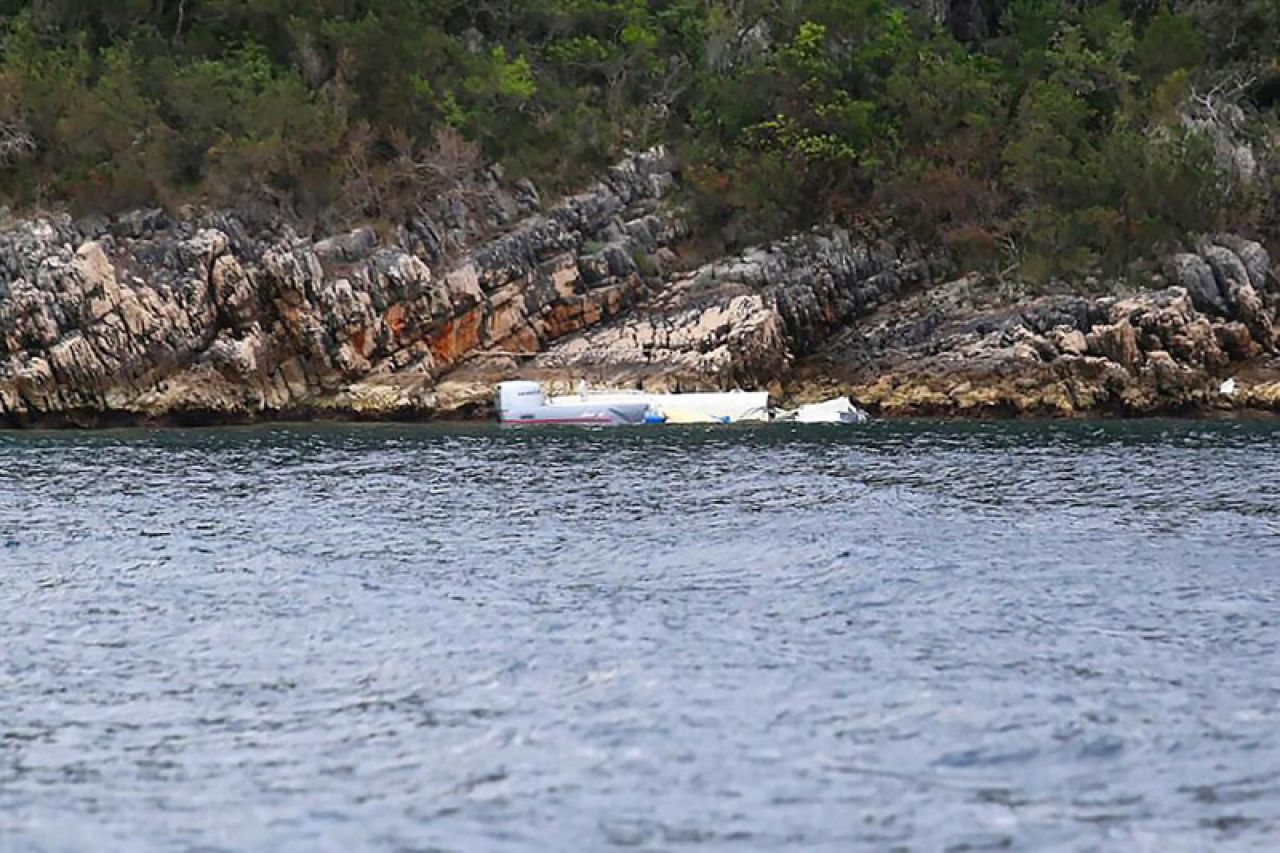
[519,231,943,392]
[0,150,684,425]
[1,147,1277,426]
[791,236,1280,416]
[512,231,1279,419]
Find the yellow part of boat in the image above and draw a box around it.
[658,406,729,424]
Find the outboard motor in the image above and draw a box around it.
[495,381,544,422]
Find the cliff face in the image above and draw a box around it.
[519,231,1279,417]
[0,152,685,425]
[1,151,1278,426]
[517,231,946,392]
[799,238,1280,416]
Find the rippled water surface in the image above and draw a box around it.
[2,420,1279,851]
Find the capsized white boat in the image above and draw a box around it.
[776,396,870,424]
[546,386,770,424]
[495,381,867,426]
[496,381,650,426]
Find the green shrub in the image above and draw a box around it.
[0,0,1272,277]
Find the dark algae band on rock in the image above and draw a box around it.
[2,150,1279,427]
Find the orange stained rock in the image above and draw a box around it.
[428,306,484,366]
[540,299,588,339]
[384,303,406,339]
[350,329,368,358]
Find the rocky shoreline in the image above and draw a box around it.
[2,151,1277,428]
[796,244,1280,418]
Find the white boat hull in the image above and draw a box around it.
[495,381,869,427]
[499,403,650,426]
[786,397,870,424]
[546,390,770,424]
[496,381,651,426]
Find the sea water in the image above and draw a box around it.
[2,420,1278,850]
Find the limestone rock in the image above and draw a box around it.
[1,147,1277,424]
[531,230,940,391]
[800,239,1278,417]
[1086,322,1141,369]
[0,150,684,425]
[1165,253,1226,315]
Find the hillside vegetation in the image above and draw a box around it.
[1,1,1278,277]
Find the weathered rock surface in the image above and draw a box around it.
[519,230,943,393]
[790,236,1280,417]
[0,149,684,425]
[1,146,1277,425]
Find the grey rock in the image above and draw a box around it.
[2,144,1276,424]
[314,226,380,264]
[513,178,541,214]
[0,150,684,424]
[1211,234,1272,290]
[1165,253,1227,315]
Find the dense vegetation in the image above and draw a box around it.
[1,1,1277,275]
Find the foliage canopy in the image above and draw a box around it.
[0,0,1276,274]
